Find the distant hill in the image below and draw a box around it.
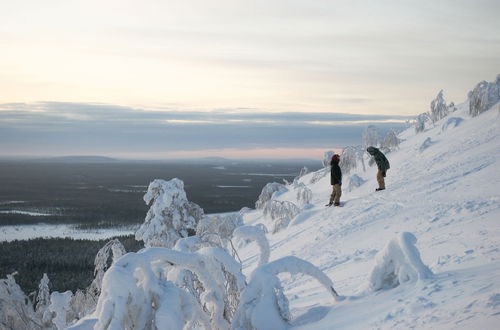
[35,156,119,163]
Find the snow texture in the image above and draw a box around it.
[441,117,464,131]
[135,178,204,248]
[346,174,366,192]
[419,137,435,152]
[368,232,433,291]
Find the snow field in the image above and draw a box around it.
[239,100,500,329]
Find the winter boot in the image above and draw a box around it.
[375,188,385,191]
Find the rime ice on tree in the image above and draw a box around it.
[136,178,204,248]
[255,182,286,209]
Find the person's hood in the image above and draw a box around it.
[367,146,379,155]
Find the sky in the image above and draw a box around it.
[0,0,499,159]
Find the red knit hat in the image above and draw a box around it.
[332,154,340,162]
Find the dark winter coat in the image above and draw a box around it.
[367,147,390,172]
[330,160,342,185]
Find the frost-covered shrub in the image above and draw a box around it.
[310,167,329,184]
[382,129,400,151]
[196,212,243,242]
[263,200,300,233]
[296,183,312,207]
[363,125,381,148]
[0,273,41,330]
[430,90,449,123]
[368,232,433,291]
[87,239,126,302]
[415,112,431,133]
[232,256,339,330]
[233,225,270,267]
[255,182,287,209]
[136,178,204,248]
[448,101,457,113]
[469,74,500,117]
[339,146,357,174]
[441,117,464,131]
[322,151,335,168]
[347,174,366,192]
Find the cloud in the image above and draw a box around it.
[0,102,409,158]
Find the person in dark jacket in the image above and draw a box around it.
[327,154,342,206]
[367,146,390,191]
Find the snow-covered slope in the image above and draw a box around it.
[240,101,500,329]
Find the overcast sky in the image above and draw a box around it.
[0,0,499,159]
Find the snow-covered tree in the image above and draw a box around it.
[448,101,457,113]
[262,200,300,233]
[233,225,270,267]
[430,90,449,123]
[0,273,41,330]
[48,291,73,330]
[90,247,246,330]
[362,125,381,148]
[382,129,400,151]
[340,146,358,174]
[322,151,334,168]
[415,112,431,133]
[196,212,243,242]
[35,273,50,317]
[88,239,126,302]
[368,232,433,291]
[255,182,286,209]
[232,256,339,330]
[296,183,312,207]
[469,74,500,117]
[136,178,204,248]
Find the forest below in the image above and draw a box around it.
[0,235,143,294]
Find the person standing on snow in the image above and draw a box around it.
[327,154,342,206]
[367,146,390,191]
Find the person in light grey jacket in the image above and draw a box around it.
[367,146,390,191]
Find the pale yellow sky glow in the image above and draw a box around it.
[1,0,499,116]
[163,148,343,160]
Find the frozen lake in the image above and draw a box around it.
[0,223,137,242]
